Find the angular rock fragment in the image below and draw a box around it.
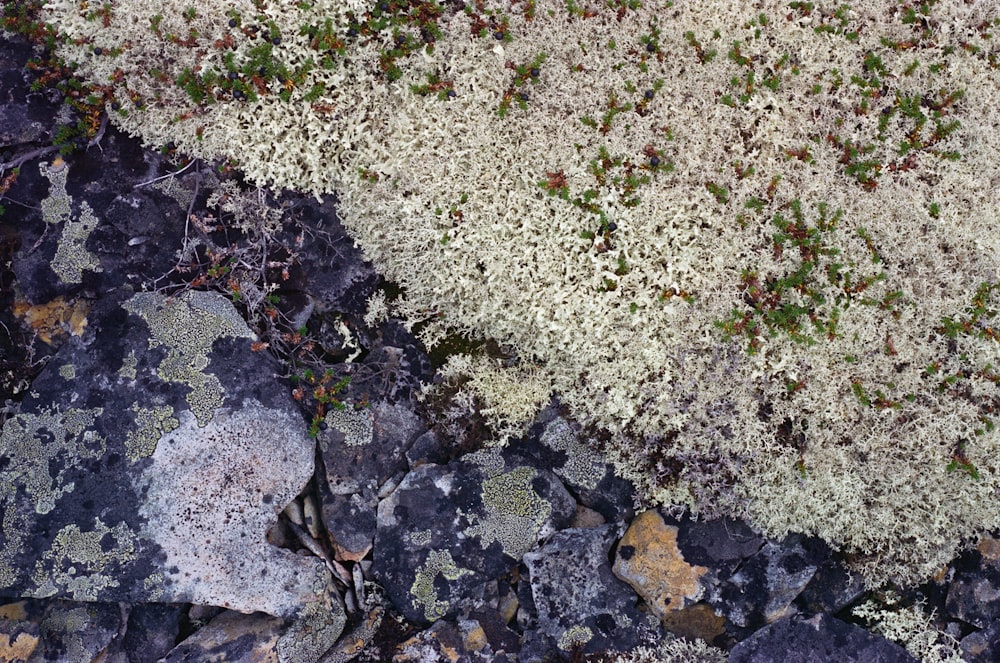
[523,524,659,655]
[729,614,918,663]
[613,510,709,619]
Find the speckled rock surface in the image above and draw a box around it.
[729,613,919,663]
[522,524,660,656]
[373,448,576,625]
[0,289,338,627]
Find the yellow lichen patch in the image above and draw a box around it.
[123,291,253,427]
[463,465,552,559]
[12,296,90,345]
[557,625,594,652]
[613,510,708,619]
[409,550,474,623]
[30,519,138,601]
[0,631,40,662]
[125,404,179,462]
[38,160,103,285]
[0,602,28,620]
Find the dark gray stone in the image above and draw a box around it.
[514,410,635,523]
[0,35,59,147]
[32,600,126,663]
[729,614,919,663]
[677,516,765,567]
[373,448,576,624]
[522,524,660,656]
[712,534,823,631]
[319,399,426,560]
[960,619,1000,663]
[121,603,185,663]
[946,550,1000,628]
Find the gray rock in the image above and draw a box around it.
[0,36,58,147]
[391,617,516,663]
[729,613,918,663]
[518,410,635,523]
[0,290,342,640]
[523,524,659,656]
[373,448,576,624]
[160,610,284,663]
[677,517,765,567]
[121,603,185,663]
[319,400,425,560]
[795,560,868,616]
[713,535,822,630]
[11,134,181,304]
[32,600,126,663]
[946,545,1000,628]
[960,618,1000,663]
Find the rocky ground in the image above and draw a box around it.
[1,29,1000,663]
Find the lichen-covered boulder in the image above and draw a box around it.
[373,447,576,624]
[0,289,342,640]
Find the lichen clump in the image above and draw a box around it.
[42,0,1000,585]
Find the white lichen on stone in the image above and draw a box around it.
[0,407,104,517]
[39,160,102,284]
[52,201,102,284]
[118,350,138,380]
[123,291,253,426]
[38,160,71,225]
[409,549,474,622]
[324,406,374,447]
[615,636,729,663]
[557,625,594,652]
[540,418,606,490]
[407,529,434,548]
[58,364,76,380]
[0,407,102,589]
[463,448,507,478]
[134,401,325,616]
